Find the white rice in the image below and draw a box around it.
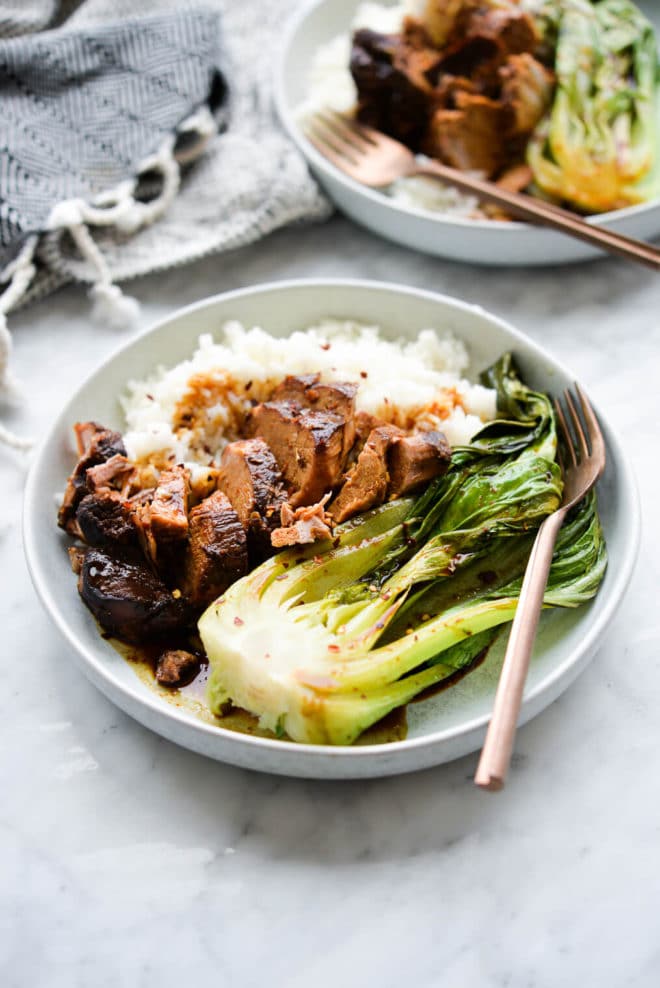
[121,319,497,472]
[298,1,482,217]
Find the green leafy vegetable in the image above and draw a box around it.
[199,355,607,745]
[528,0,660,212]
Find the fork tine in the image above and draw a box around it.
[305,128,354,170]
[318,111,375,151]
[564,388,589,462]
[575,384,607,471]
[306,116,359,165]
[553,397,577,468]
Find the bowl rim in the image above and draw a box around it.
[274,0,660,235]
[23,278,641,767]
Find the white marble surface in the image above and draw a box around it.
[2,217,660,987]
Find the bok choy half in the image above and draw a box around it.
[528,0,660,212]
[199,355,607,745]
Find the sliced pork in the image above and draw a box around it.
[76,490,136,548]
[330,426,400,523]
[58,422,127,534]
[387,430,452,498]
[183,491,248,607]
[248,401,347,507]
[218,438,288,558]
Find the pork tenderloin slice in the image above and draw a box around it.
[218,438,287,557]
[148,465,191,543]
[183,491,248,608]
[270,378,358,458]
[330,426,400,524]
[249,401,347,508]
[387,431,452,499]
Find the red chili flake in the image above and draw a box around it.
[320,342,331,351]
[360,371,368,379]
[233,616,244,626]
[146,393,154,401]
[327,644,340,653]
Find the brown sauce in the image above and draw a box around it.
[112,639,409,744]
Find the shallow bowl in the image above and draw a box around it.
[24,280,640,778]
[275,0,660,266]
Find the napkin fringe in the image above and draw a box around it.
[0,109,215,451]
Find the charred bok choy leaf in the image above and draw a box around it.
[528,0,660,212]
[199,355,607,745]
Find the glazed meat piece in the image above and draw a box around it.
[271,498,334,548]
[272,375,358,457]
[387,430,452,499]
[78,547,191,644]
[422,0,479,47]
[423,91,506,176]
[148,465,191,544]
[129,465,190,570]
[330,426,399,524]
[85,454,134,493]
[155,649,200,687]
[350,27,441,147]
[249,401,347,507]
[271,373,321,402]
[499,53,554,136]
[58,422,127,534]
[465,6,539,58]
[183,491,248,608]
[76,490,136,548]
[218,438,288,558]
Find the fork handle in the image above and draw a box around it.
[413,162,660,271]
[474,510,565,791]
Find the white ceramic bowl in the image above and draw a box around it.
[24,280,639,778]
[275,0,660,266]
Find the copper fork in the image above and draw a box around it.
[474,385,606,791]
[305,111,660,271]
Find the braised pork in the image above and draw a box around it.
[387,430,451,499]
[270,376,358,458]
[183,491,248,607]
[78,547,191,644]
[350,26,442,147]
[248,401,347,507]
[76,490,136,548]
[58,422,127,534]
[424,91,506,176]
[330,426,400,523]
[271,497,334,548]
[155,649,200,687]
[218,438,288,558]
